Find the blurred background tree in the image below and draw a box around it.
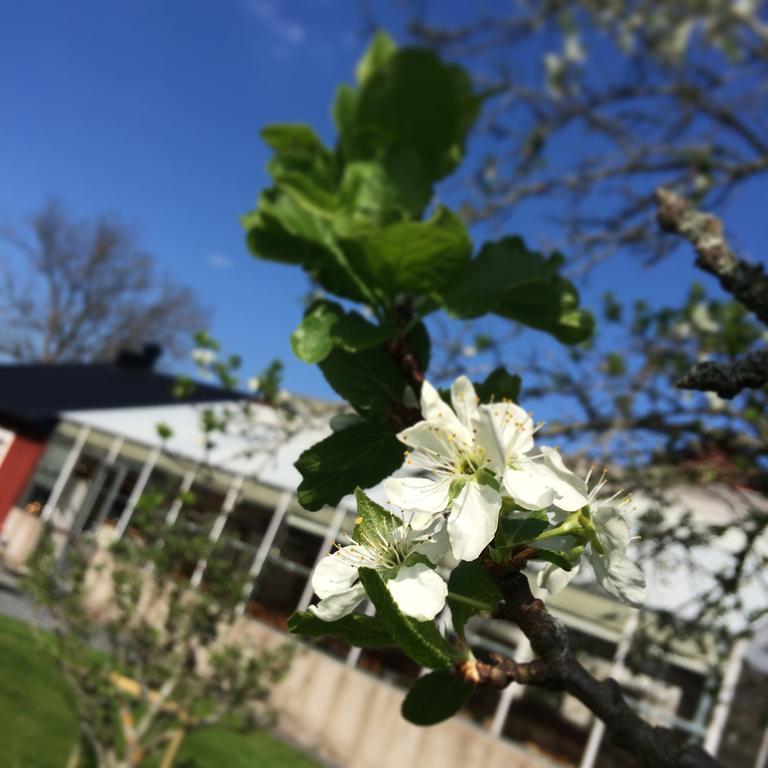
[0,199,209,363]
[25,495,293,768]
[402,0,768,264]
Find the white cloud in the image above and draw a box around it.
[243,0,307,46]
[207,253,233,270]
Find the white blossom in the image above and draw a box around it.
[537,474,646,607]
[386,377,563,561]
[309,517,449,622]
[191,348,216,366]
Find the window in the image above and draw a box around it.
[20,434,74,511]
[246,520,324,630]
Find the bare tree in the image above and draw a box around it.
[403,0,768,267]
[0,200,209,363]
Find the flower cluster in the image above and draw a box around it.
[311,376,646,622]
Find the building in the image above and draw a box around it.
[0,358,765,768]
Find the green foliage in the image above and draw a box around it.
[317,344,408,419]
[352,488,396,546]
[401,669,474,726]
[294,421,404,511]
[291,300,392,364]
[474,367,522,403]
[0,617,316,768]
[447,561,502,638]
[494,515,549,549]
[358,568,454,669]
[288,611,393,649]
[443,237,593,343]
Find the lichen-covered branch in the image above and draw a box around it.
[656,188,768,327]
[678,350,768,398]
[462,572,722,768]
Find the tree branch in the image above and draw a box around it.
[468,572,722,768]
[656,188,768,326]
[678,349,768,398]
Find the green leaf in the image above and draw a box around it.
[288,611,394,649]
[442,236,594,345]
[443,236,558,319]
[295,421,404,511]
[495,517,549,549]
[356,30,397,85]
[261,124,330,160]
[535,548,575,571]
[496,274,595,345]
[353,488,396,547]
[358,568,453,669]
[401,669,474,726]
[341,206,472,300]
[474,367,521,404]
[242,194,371,304]
[407,321,431,373]
[447,561,501,637]
[318,344,408,419]
[356,48,481,181]
[291,302,338,364]
[291,301,392,364]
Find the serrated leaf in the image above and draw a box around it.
[402,669,473,726]
[356,47,480,181]
[474,367,521,404]
[291,301,392,364]
[358,568,453,669]
[497,275,595,345]
[353,489,396,547]
[318,344,408,419]
[291,302,338,363]
[288,611,393,648]
[495,517,549,549]
[443,236,558,319]
[447,561,501,638]
[242,195,371,304]
[295,422,404,511]
[535,548,575,571]
[341,206,472,301]
[443,236,594,345]
[356,30,397,85]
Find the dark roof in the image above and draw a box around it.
[0,356,242,436]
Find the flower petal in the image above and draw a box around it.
[450,375,479,430]
[477,401,534,464]
[386,563,448,621]
[539,448,590,511]
[408,517,451,563]
[537,561,580,596]
[418,380,473,448]
[591,552,646,607]
[384,475,451,517]
[503,460,556,510]
[592,504,632,553]
[447,482,501,561]
[309,583,367,621]
[312,547,368,599]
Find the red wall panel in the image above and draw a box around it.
[0,433,47,526]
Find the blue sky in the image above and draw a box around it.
[1,0,764,408]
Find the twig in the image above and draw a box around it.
[460,572,722,768]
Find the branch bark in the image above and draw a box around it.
[464,572,722,768]
[656,187,768,397]
[656,188,768,326]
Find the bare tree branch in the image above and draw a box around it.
[461,572,722,768]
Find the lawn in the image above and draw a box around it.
[0,614,319,768]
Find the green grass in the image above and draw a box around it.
[0,614,319,768]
